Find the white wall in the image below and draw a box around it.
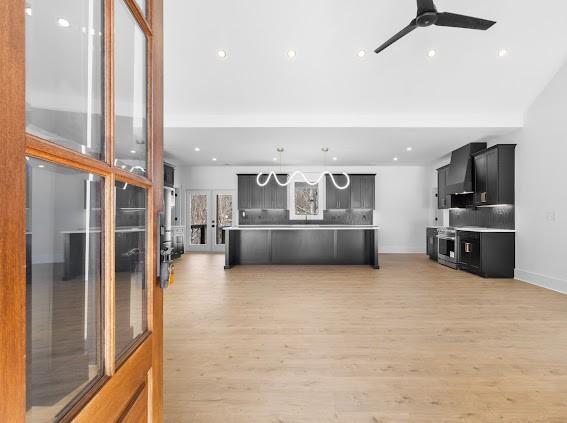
[180,165,431,253]
[494,60,567,292]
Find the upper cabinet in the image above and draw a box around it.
[437,165,452,209]
[350,174,375,209]
[237,174,288,210]
[326,174,375,210]
[326,174,351,210]
[473,145,516,206]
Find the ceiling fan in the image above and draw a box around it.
[374,0,496,54]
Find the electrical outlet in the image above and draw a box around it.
[546,211,557,222]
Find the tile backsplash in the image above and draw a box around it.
[449,206,515,229]
[239,209,373,225]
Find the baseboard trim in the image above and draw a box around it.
[380,246,425,254]
[514,269,567,294]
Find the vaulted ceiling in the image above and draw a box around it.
[164,0,567,165]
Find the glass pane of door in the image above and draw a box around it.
[25,0,104,159]
[215,193,233,249]
[114,0,147,176]
[188,192,209,248]
[114,182,148,360]
[26,157,103,422]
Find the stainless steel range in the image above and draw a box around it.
[437,227,457,269]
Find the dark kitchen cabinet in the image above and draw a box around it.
[457,230,515,278]
[437,165,452,209]
[164,163,175,188]
[238,174,252,209]
[326,174,351,210]
[426,227,438,260]
[237,174,288,210]
[473,144,516,206]
[350,174,375,209]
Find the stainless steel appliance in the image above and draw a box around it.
[437,227,457,269]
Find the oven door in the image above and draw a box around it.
[437,236,456,261]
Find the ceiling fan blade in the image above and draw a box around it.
[435,12,496,30]
[374,21,417,54]
[417,0,436,14]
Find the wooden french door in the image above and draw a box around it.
[0,0,164,421]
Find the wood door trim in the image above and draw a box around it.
[72,335,153,422]
[117,381,147,422]
[0,0,26,420]
[123,0,153,37]
[26,134,113,177]
[150,0,164,420]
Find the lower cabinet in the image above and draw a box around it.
[426,227,438,260]
[457,231,515,278]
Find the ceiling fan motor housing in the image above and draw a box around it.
[416,12,438,27]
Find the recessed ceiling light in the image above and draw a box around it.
[287,50,296,59]
[357,50,366,58]
[393,157,399,161]
[25,7,32,16]
[194,147,200,152]
[57,18,70,28]
[217,50,227,59]
[427,49,437,58]
[498,49,508,57]
[406,147,413,152]
[130,150,136,154]
[38,164,45,168]
[332,157,338,161]
[212,157,217,161]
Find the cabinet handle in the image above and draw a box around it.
[465,242,472,253]
[481,192,487,203]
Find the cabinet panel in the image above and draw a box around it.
[458,232,481,274]
[326,175,338,209]
[486,148,498,204]
[437,166,451,209]
[350,175,362,209]
[237,175,251,209]
[362,175,375,209]
[275,174,288,209]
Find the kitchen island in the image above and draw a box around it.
[224,225,380,269]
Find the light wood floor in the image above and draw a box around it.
[164,253,567,422]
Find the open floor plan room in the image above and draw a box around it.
[2,0,567,421]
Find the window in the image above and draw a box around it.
[114,0,148,176]
[115,182,148,359]
[25,0,104,159]
[25,157,104,422]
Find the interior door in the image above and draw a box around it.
[186,190,212,251]
[0,0,164,421]
[212,191,235,252]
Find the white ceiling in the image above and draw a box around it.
[163,0,567,165]
[164,127,517,166]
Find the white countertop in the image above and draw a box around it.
[455,227,516,233]
[226,225,380,231]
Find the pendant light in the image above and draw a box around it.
[256,147,350,190]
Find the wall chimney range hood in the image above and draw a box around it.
[446,142,487,195]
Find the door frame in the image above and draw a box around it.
[0,0,165,421]
[185,190,235,252]
[185,190,213,252]
[211,190,235,252]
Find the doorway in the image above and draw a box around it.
[186,190,235,252]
